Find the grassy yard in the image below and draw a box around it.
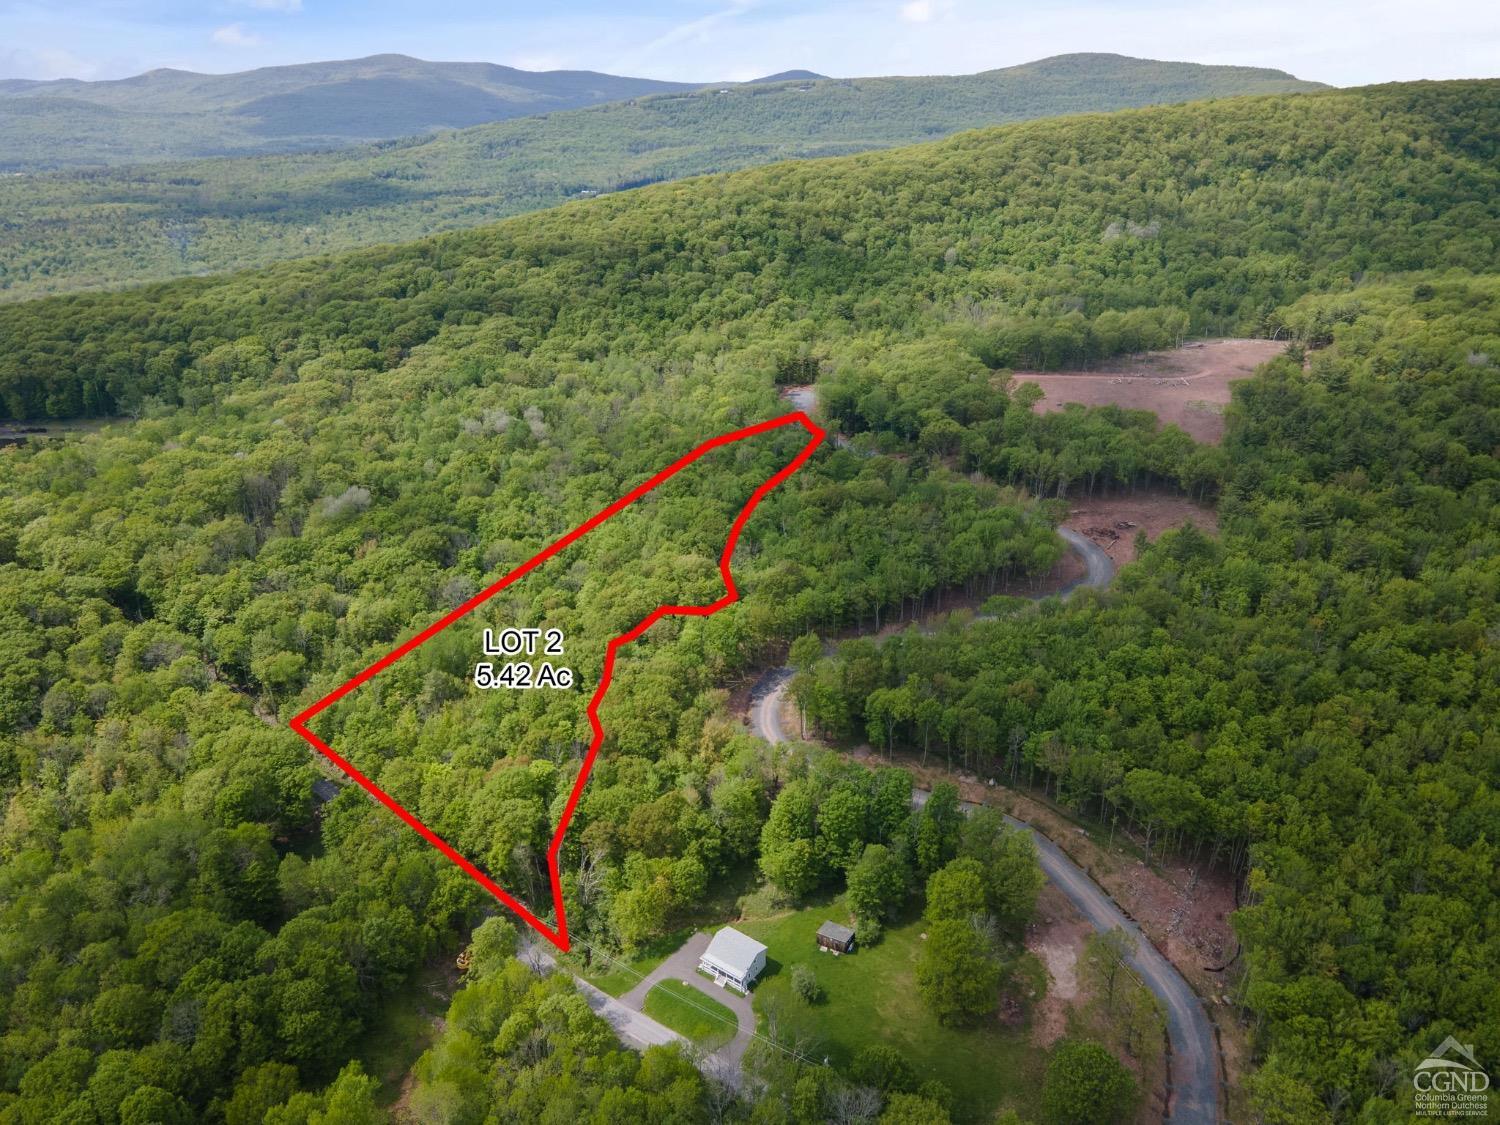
[738,895,1046,1123]
[641,979,738,1050]
[572,936,682,997]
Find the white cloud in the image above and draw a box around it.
[211,23,266,48]
[246,0,302,10]
[899,0,953,23]
[0,46,100,80]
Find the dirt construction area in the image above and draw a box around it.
[1063,490,1220,567]
[1016,338,1286,444]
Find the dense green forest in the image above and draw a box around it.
[0,306,1066,1119]
[0,79,1496,1122]
[794,277,1500,1119]
[4,80,1494,423]
[0,53,1322,301]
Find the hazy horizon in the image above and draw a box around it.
[1,0,1495,89]
[0,48,1319,87]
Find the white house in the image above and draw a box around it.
[698,927,768,993]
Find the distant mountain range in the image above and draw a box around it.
[0,52,1323,173]
[0,53,1327,301]
[0,54,710,169]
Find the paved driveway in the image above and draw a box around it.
[620,930,757,1070]
[523,944,687,1053]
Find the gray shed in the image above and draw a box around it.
[816,921,856,954]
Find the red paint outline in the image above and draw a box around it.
[291,411,824,951]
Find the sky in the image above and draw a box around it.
[1,0,1496,88]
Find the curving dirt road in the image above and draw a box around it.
[748,529,1220,1123]
[1057,525,1115,594]
[750,668,796,747]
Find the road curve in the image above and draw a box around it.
[750,668,795,747]
[1058,525,1115,594]
[749,531,1220,1123]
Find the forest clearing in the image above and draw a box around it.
[1061,490,1220,567]
[1017,338,1285,444]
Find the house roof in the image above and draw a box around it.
[701,927,766,975]
[817,921,855,944]
[311,778,341,804]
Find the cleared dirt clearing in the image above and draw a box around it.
[1017,338,1285,444]
[1063,491,1220,567]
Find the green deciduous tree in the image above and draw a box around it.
[914,783,962,877]
[760,782,824,899]
[960,809,1044,931]
[880,1092,953,1124]
[1040,1039,1136,1125]
[924,858,990,925]
[816,782,870,872]
[915,919,1001,1026]
[846,843,908,923]
[226,1063,301,1125]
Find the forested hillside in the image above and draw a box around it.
[796,277,1500,1118]
[4,81,1493,424]
[0,54,699,171]
[0,53,1323,301]
[0,80,1496,1123]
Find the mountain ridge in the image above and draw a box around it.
[0,52,709,107]
[749,70,829,83]
[0,53,708,167]
[0,51,1325,171]
[1000,51,1306,80]
[0,53,1328,300]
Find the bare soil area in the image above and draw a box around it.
[1017,338,1285,444]
[1063,490,1220,567]
[1026,883,1171,1122]
[1027,884,1092,1049]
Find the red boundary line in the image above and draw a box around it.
[291,411,825,951]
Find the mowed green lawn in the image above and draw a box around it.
[642,979,737,1050]
[738,896,1045,1122]
[575,939,681,997]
